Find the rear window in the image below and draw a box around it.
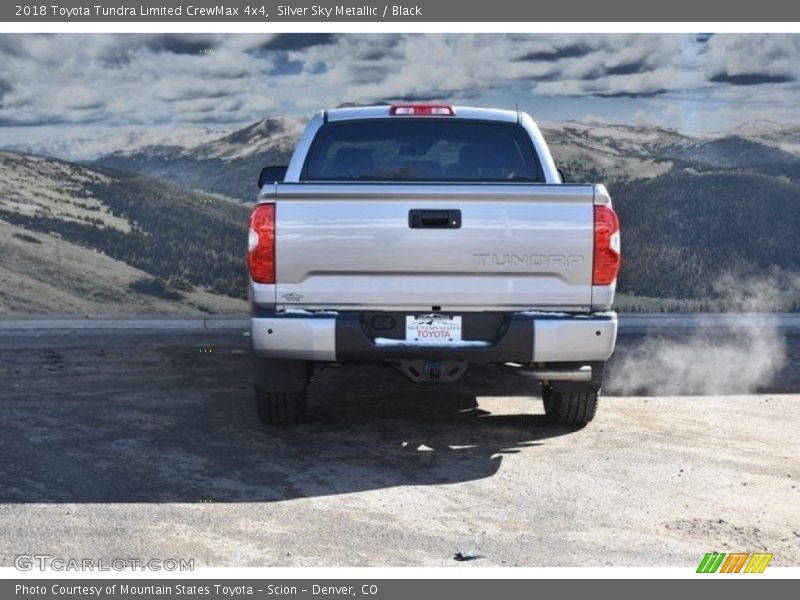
[303,119,543,182]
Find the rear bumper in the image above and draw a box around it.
[251,310,617,364]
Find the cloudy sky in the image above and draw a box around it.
[1,32,799,145]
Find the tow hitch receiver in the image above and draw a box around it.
[400,360,467,383]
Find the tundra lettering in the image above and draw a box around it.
[473,253,586,269]
[249,104,620,428]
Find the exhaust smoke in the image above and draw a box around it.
[607,273,797,396]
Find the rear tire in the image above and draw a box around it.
[255,389,307,426]
[541,383,598,427]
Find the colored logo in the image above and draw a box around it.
[697,552,773,573]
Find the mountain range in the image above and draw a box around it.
[1,115,799,313]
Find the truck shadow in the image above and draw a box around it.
[0,339,577,504]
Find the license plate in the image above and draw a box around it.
[405,314,462,344]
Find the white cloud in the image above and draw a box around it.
[0,33,798,137]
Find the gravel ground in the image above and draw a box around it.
[0,330,798,567]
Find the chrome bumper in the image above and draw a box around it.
[251,311,617,364]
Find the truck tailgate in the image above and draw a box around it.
[271,183,596,311]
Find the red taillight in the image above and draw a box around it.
[389,104,455,116]
[593,205,621,286]
[247,203,275,284]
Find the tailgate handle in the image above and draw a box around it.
[409,209,461,229]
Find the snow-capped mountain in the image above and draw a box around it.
[93,117,304,201]
[3,126,226,163]
[723,120,800,156]
[100,117,305,162]
[540,121,695,180]
[185,117,305,161]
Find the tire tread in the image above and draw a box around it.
[542,384,598,428]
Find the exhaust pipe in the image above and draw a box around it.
[502,364,593,382]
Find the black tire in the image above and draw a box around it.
[541,383,598,427]
[255,389,307,426]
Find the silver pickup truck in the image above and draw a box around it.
[248,104,621,428]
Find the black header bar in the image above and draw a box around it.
[3,0,800,22]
